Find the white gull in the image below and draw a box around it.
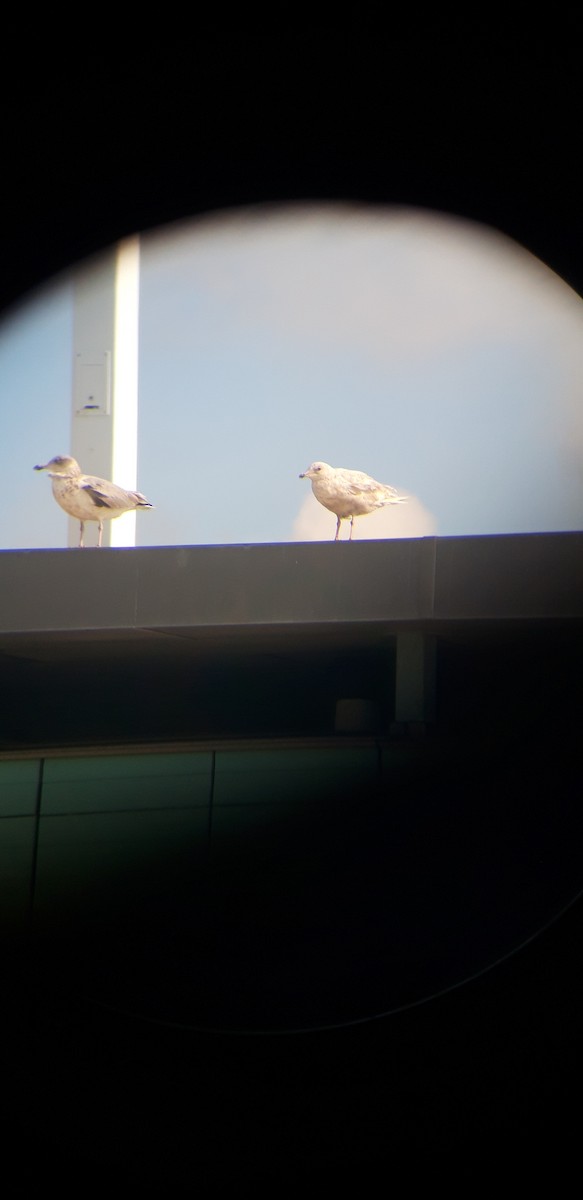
[299,460,407,541]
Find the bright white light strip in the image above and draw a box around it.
[110,236,140,546]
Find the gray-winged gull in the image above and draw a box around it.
[34,455,153,547]
[299,460,407,541]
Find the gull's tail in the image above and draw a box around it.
[131,492,154,509]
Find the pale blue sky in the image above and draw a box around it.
[1,203,582,549]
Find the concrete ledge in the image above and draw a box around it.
[1,532,582,639]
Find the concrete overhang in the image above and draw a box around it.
[2,532,582,638]
[1,533,582,751]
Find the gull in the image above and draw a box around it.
[299,460,407,541]
[34,455,153,547]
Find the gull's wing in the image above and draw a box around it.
[81,479,132,510]
[338,469,388,496]
[337,470,403,505]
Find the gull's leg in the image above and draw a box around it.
[79,521,84,548]
[349,515,355,540]
[98,520,103,548]
[335,516,341,541]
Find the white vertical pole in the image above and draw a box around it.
[110,237,140,547]
[70,237,140,548]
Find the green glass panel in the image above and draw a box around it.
[34,808,209,923]
[213,747,378,806]
[42,752,213,814]
[0,816,35,930]
[0,759,40,816]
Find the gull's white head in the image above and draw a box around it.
[299,461,332,480]
[34,455,81,476]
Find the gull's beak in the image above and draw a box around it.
[34,463,48,471]
[299,472,306,478]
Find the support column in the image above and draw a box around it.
[393,632,436,732]
[70,237,140,547]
